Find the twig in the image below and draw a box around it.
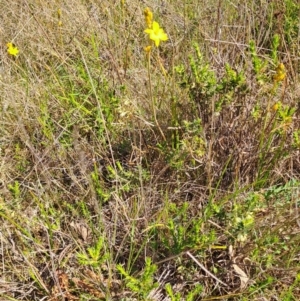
[186,251,228,287]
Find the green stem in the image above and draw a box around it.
[146,50,166,141]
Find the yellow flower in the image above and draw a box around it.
[144,21,168,47]
[144,45,152,54]
[272,101,281,112]
[7,42,19,57]
[144,7,153,28]
[273,63,286,82]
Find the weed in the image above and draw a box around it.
[117,257,159,299]
[77,237,109,267]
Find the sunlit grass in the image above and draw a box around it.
[1,0,300,300]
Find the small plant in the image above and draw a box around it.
[176,42,248,118]
[77,237,109,267]
[117,257,159,299]
[8,180,21,200]
[91,165,110,203]
[188,43,218,105]
[152,202,216,255]
[230,208,255,242]
[249,40,268,85]
[165,283,203,301]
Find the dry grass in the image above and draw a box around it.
[0,0,300,300]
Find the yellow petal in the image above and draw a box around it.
[7,42,19,56]
[152,21,160,31]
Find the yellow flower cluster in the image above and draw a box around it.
[273,63,286,82]
[144,7,153,28]
[144,8,168,48]
[7,42,19,57]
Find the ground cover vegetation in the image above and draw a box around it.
[0,0,300,300]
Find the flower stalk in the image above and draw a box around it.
[143,8,168,141]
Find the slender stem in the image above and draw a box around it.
[146,50,166,141]
[157,48,167,77]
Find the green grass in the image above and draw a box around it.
[1,0,300,300]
